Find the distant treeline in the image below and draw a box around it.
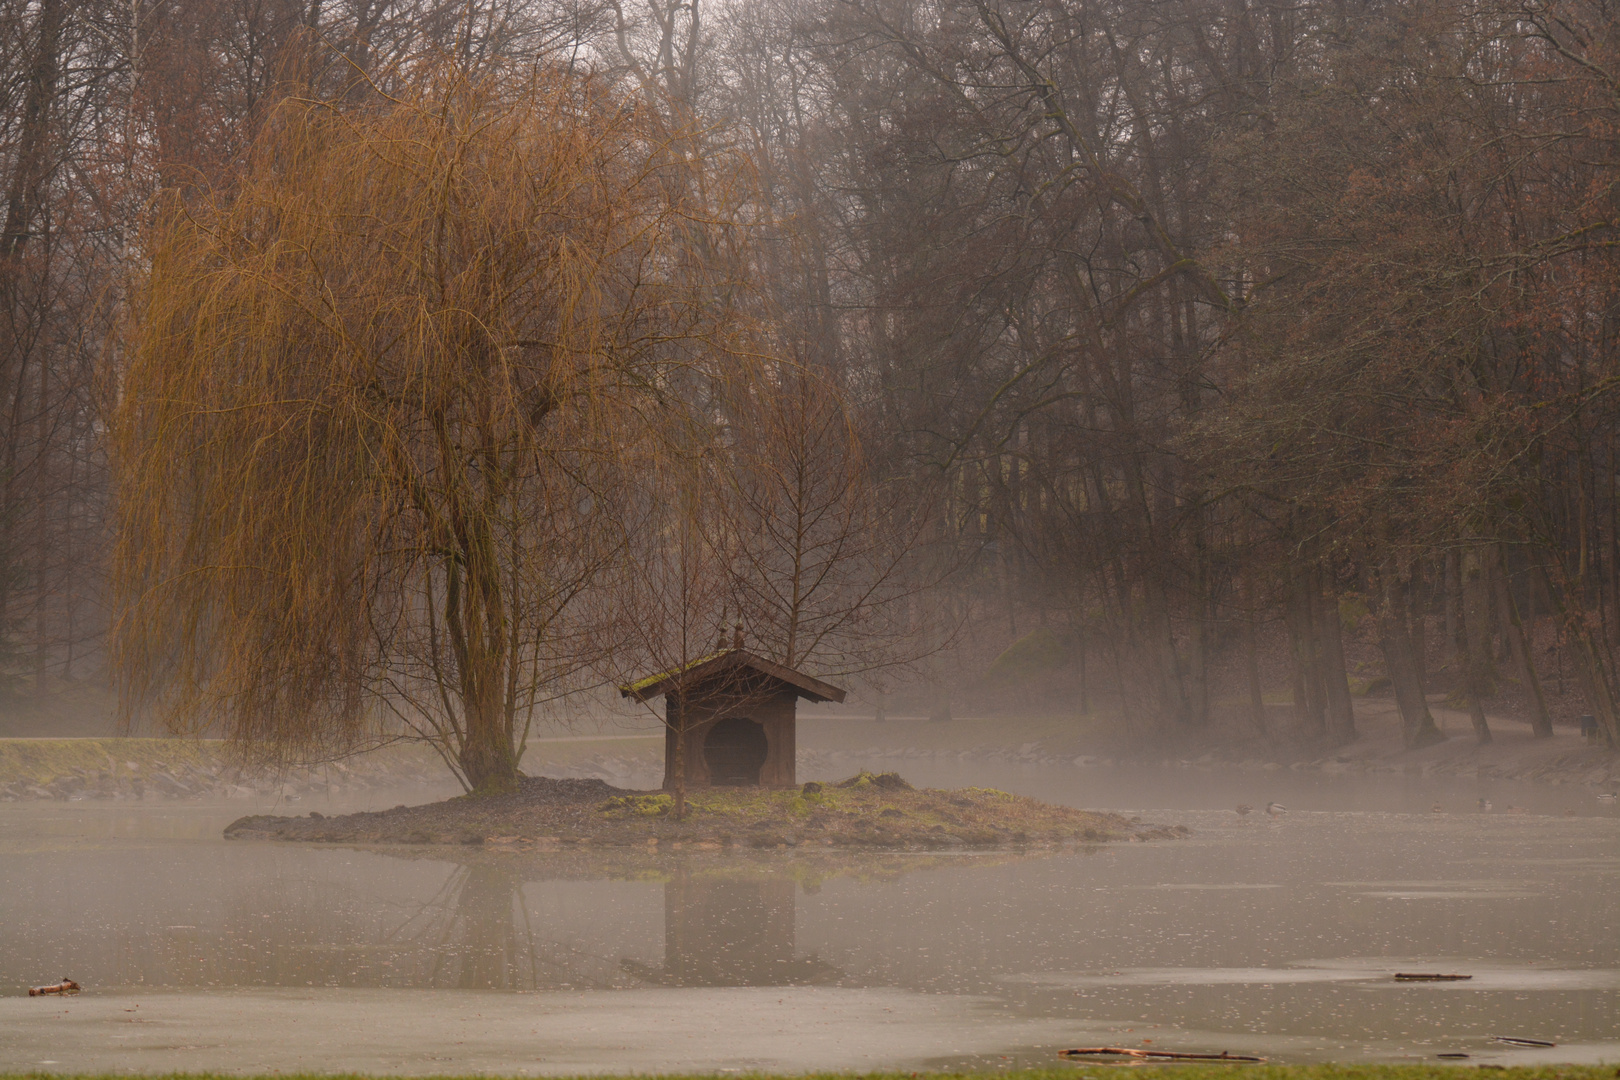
[1,0,1616,748]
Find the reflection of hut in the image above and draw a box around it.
[620,645,845,790]
[621,871,840,987]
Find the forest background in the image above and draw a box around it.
[1,0,1617,760]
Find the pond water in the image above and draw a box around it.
[1,760,1616,1074]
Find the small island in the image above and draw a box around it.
[223,771,1184,848]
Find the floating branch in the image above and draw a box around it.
[1061,1047,1265,1062]
[29,979,80,997]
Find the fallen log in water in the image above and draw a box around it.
[1394,972,1472,981]
[1061,1047,1265,1062]
[28,979,79,997]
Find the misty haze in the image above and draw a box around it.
[0,0,1615,1076]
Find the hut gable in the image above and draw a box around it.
[619,650,845,790]
[620,649,846,705]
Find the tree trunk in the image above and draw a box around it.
[32,331,49,694]
[1535,558,1620,746]
[1493,545,1527,676]
[672,725,688,819]
[1444,550,1463,665]
[1187,603,1210,726]
[1287,566,1327,733]
[1460,548,1493,744]
[666,691,689,818]
[1409,560,1430,690]
[1376,563,1445,749]
[1,0,64,261]
[0,0,65,670]
[1494,545,1553,737]
[1186,525,1211,725]
[1242,575,1268,739]
[446,544,520,795]
[1074,622,1089,717]
[459,697,521,794]
[1317,588,1357,743]
[1144,572,1190,725]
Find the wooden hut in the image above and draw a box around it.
[620,645,845,790]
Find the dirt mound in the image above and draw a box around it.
[223,772,1166,850]
[516,775,626,802]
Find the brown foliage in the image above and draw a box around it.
[113,63,753,791]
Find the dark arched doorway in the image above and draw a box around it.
[703,717,768,786]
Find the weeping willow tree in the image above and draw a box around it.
[113,64,753,793]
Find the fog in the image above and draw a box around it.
[4,752,1617,1072]
[4,0,1620,1071]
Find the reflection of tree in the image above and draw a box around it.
[204,849,1027,989]
[622,867,840,987]
[382,860,629,990]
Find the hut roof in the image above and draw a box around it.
[619,649,846,704]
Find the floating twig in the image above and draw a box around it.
[1394,973,1472,981]
[28,979,79,997]
[1492,1037,1556,1048]
[1061,1047,1265,1063]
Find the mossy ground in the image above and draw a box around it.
[224,772,1157,848]
[0,1067,1609,1080]
[595,773,1157,846]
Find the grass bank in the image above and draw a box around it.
[0,737,221,787]
[0,738,452,801]
[0,736,666,802]
[0,1067,1610,1080]
[796,707,1619,790]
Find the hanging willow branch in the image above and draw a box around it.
[113,61,758,793]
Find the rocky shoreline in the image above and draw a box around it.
[222,771,1180,849]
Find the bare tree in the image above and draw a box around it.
[717,361,942,680]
